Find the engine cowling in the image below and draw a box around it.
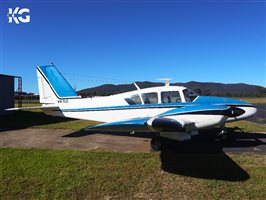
[147,117,185,132]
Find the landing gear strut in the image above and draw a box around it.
[150,133,163,151]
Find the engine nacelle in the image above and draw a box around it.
[147,117,185,132]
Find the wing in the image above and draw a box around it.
[85,117,151,132]
[85,104,230,132]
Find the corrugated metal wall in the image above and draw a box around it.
[0,75,14,115]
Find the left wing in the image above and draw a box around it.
[85,117,151,132]
[85,104,230,132]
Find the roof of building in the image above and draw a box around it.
[0,74,21,78]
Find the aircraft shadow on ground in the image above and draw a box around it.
[160,149,250,181]
[161,129,265,181]
[65,128,266,182]
[63,129,153,138]
[0,111,75,132]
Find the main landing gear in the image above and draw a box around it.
[150,133,164,151]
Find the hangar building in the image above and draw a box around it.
[0,74,21,115]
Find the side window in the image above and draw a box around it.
[161,91,181,103]
[125,94,142,105]
[141,92,158,104]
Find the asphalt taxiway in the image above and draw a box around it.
[1,128,265,154]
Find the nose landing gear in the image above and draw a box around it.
[150,133,164,151]
[218,128,229,141]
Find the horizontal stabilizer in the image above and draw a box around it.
[5,105,59,111]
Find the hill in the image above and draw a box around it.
[78,81,266,97]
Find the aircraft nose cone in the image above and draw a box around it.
[243,106,257,118]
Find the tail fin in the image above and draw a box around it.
[37,64,78,104]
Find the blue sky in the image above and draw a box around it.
[0,0,265,93]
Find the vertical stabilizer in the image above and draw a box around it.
[36,64,78,104]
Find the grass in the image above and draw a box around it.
[15,99,40,108]
[1,148,266,199]
[236,97,266,104]
[226,121,266,132]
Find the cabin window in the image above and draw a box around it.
[125,94,142,105]
[161,91,181,103]
[183,88,198,102]
[141,92,158,104]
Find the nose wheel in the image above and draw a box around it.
[218,128,229,141]
[150,133,164,151]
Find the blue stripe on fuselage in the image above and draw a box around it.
[158,105,229,117]
[60,96,252,113]
[61,102,190,112]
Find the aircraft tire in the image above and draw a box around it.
[150,137,163,151]
[219,133,229,141]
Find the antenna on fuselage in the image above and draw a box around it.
[157,78,172,86]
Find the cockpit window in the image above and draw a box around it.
[183,88,198,102]
[141,92,158,104]
[161,91,181,103]
[125,94,142,105]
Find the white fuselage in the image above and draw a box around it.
[42,85,257,131]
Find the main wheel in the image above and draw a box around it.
[150,138,163,151]
[218,128,229,141]
[219,133,229,141]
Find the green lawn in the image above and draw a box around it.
[1,148,265,199]
[226,120,266,132]
[235,97,266,104]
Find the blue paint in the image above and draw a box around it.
[158,105,229,117]
[89,117,150,129]
[194,96,250,105]
[39,65,78,98]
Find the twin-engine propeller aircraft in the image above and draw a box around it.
[8,64,257,151]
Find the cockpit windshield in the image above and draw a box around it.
[183,88,198,102]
